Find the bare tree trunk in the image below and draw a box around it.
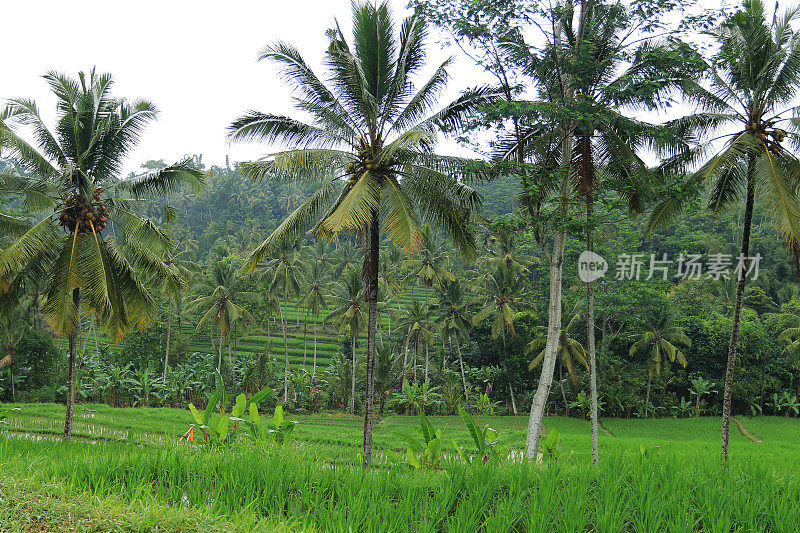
[509,383,518,416]
[560,364,569,416]
[164,297,172,379]
[217,331,223,373]
[424,342,429,384]
[312,315,318,381]
[586,191,599,464]
[351,329,356,414]
[363,215,379,467]
[525,229,567,458]
[64,288,80,439]
[9,348,15,401]
[524,0,583,462]
[280,301,289,403]
[455,331,467,398]
[645,375,652,418]
[303,309,308,368]
[721,167,755,462]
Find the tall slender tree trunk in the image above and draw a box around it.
[645,375,652,418]
[280,301,289,402]
[312,315,318,380]
[455,331,468,398]
[9,349,15,401]
[509,383,518,416]
[164,297,172,379]
[586,189,599,464]
[351,332,356,414]
[217,331,223,373]
[424,286,430,384]
[560,364,569,416]
[363,215,379,467]
[64,288,80,439]
[303,309,308,368]
[525,229,567,457]
[424,342,430,384]
[721,168,756,462]
[524,0,584,461]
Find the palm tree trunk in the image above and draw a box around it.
[560,364,569,416]
[455,331,467,399]
[524,0,583,461]
[303,309,308,368]
[791,241,800,283]
[9,349,15,402]
[509,383,518,416]
[351,333,356,414]
[721,167,756,462]
[217,331,223,373]
[413,343,418,385]
[424,342,429,384]
[645,375,652,418]
[64,288,80,439]
[312,315,318,381]
[164,297,172,379]
[526,228,567,458]
[586,190,599,464]
[280,301,289,403]
[363,214,379,468]
[424,286,430,384]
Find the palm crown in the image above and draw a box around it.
[0,69,204,341]
[228,1,493,266]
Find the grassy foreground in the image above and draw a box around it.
[1,404,799,532]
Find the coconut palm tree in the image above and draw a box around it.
[648,0,800,460]
[403,225,454,382]
[158,236,198,378]
[629,315,690,417]
[326,269,366,414]
[397,299,435,390]
[302,262,329,380]
[258,242,303,401]
[185,259,260,373]
[480,223,539,280]
[0,69,203,437]
[771,303,800,399]
[434,279,471,397]
[228,1,489,466]
[527,301,589,415]
[471,264,532,347]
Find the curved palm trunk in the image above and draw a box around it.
[586,190,599,464]
[64,288,80,439]
[363,215,379,467]
[721,168,756,462]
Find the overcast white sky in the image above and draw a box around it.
[2,0,478,175]
[3,0,782,176]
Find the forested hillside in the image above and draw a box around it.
[3,158,798,421]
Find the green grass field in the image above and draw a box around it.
[1,404,799,531]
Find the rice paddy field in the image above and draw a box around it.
[62,286,428,375]
[1,403,799,532]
